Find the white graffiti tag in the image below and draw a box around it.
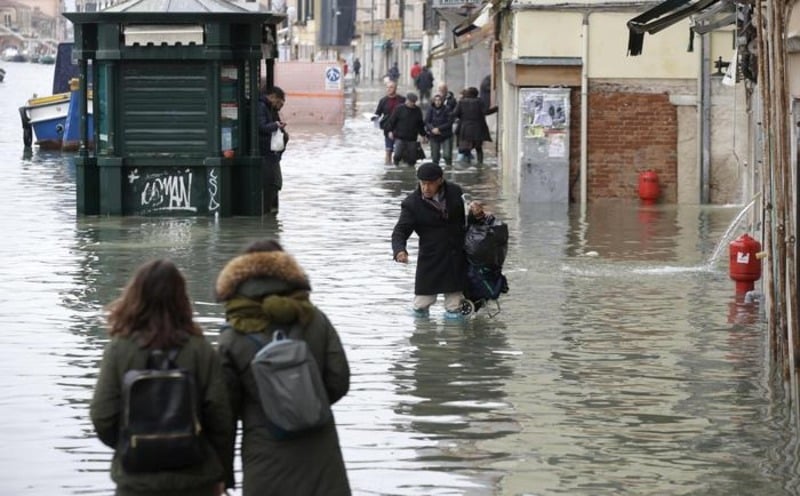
[208,168,220,212]
[140,169,197,212]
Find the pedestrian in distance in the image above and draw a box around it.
[258,84,289,213]
[415,66,434,107]
[435,82,458,161]
[425,93,454,166]
[387,61,400,82]
[215,239,351,496]
[479,74,498,115]
[453,86,491,164]
[90,259,233,496]
[392,162,468,318]
[352,57,361,84]
[410,60,422,83]
[385,92,427,166]
[436,82,457,114]
[373,81,406,164]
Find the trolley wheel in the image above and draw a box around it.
[22,126,32,148]
[460,299,475,316]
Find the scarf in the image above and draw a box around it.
[224,291,314,333]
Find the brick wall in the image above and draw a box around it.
[568,89,678,202]
[274,61,345,126]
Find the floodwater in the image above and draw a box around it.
[1,62,798,496]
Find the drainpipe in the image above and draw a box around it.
[580,12,589,208]
[700,32,711,203]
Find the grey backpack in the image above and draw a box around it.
[249,328,332,433]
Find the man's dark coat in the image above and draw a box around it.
[392,181,467,295]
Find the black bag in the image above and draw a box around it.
[465,217,509,269]
[415,142,426,161]
[118,349,204,473]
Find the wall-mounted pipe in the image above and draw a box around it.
[581,12,589,208]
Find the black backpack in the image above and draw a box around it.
[118,348,204,473]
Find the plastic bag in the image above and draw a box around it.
[465,217,509,268]
[271,129,285,152]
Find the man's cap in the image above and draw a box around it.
[406,92,418,103]
[417,162,443,181]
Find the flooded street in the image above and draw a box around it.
[1,62,798,495]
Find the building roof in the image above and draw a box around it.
[102,0,250,12]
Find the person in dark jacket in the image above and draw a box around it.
[91,259,233,496]
[216,240,351,496]
[453,86,491,164]
[392,162,467,318]
[415,66,434,106]
[352,57,361,84]
[386,61,400,82]
[386,92,427,166]
[373,81,405,164]
[425,93,454,166]
[258,85,289,213]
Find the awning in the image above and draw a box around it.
[453,2,493,37]
[627,0,728,56]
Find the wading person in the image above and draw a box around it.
[90,259,232,496]
[385,92,427,166]
[215,240,351,496]
[392,162,467,318]
[258,85,289,213]
[373,81,405,164]
[453,86,491,164]
[415,66,434,107]
[425,93,454,167]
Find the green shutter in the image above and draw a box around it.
[120,62,209,156]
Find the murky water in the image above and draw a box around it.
[1,62,798,496]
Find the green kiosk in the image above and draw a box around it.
[65,1,284,216]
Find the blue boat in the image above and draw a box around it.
[18,42,94,150]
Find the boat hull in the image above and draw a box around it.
[22,92,94,150]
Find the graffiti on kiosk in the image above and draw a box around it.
[130,168,198,212]
[208,168,220,212]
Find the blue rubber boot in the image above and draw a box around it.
[412,307,430,318]
[443,310,463,320]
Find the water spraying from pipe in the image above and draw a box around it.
[706,193,761,268]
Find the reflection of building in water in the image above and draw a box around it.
[391,321,517,462]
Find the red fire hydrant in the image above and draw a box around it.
[729,233,762,293]
[638,170,659,203]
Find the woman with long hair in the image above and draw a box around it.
[90,259,232,496]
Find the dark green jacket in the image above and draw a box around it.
[218,307,351,496]
[90,334,233,495]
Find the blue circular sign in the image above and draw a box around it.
[326,67,342,83]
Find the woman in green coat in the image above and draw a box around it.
[90,259,233,496]
[216,240,351,496]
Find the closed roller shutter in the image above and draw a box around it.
[120,62,209,156]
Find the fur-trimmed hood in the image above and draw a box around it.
[215,251,311,302]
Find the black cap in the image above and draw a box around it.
[416,162,443,181]
[406,92,418,103]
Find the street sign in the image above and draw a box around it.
[325,66,342,90]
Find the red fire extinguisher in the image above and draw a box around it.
[638,170,659,203]
[728,233,762,293]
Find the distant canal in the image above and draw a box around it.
[0,61,797,496]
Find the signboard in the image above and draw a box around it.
[325,66,342,90]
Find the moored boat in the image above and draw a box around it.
[20,93,71,149]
